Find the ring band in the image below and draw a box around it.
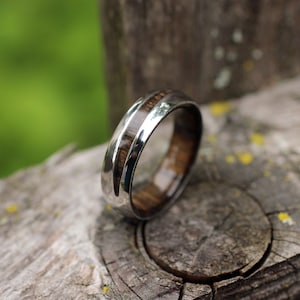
[101,90,202,220]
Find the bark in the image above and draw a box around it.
[100,0,300,128]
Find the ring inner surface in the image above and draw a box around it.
[131,106,201,219]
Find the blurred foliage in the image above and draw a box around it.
[0,0,109,177]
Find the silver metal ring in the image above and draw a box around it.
[101,89,202,220]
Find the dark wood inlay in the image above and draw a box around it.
[132,104,202,218]
[113,90,172,196]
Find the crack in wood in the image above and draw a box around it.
[118,275,143,300]
[213,254,300,299]
[139,180,272,284]
[191,209,234,268]
[178,282,185,300]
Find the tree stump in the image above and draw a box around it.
[1,77,300,299]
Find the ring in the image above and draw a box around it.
[101,89,202,220]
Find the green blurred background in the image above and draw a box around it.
[0,0,109,177]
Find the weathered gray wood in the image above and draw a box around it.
[100,0,300,128]
[1,77,300,299]
[0,146,107,299]
[214,254,300,299]
[97,209,183,299]
[182,283,212,300]
[143,183,271,282]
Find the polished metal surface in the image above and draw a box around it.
[101,90,202,220]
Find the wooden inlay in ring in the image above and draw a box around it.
[113,90,172,196]
[131,105,202,218]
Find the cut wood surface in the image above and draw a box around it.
[1,77,300,299]
[101,0,300,128]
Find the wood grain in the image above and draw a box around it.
[1,77,300,299]
[143,183,271,283]
[113,89,169,196]
[100,0,300,128]
[214,254,300,299]
[132,105,201,218]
